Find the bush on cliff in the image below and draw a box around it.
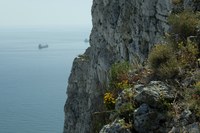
[187,81,200,118]
[109,61,133,96]
[99,10,200,133]
[168,10,200,42]
[176,41,199,69]
[110,61,130,83]
[148,44,179,79]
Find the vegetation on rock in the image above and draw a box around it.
[104,92,116,110]
[99,9,200,133]
[168,10,200,42]
[148,44,179,78]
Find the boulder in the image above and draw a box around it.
[134,104,166,133]
[100,119,132,133]
[135,81,174,108]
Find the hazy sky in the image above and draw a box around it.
[0,0,93,28]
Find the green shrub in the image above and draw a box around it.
[117,102,135,123]
[116,80,131,90]
[148,45,173,69]
[158,92,173,110]
[109,61,133,92]
[190,99,200,118]
[110,61,130,83]
[177,41,199,68]
[188,81,200,118]
[148,44,179,78]
[157,59,179,79]
[194,81,200,96]
[168,11,200,41]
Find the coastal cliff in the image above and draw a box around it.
[64,0,200,133]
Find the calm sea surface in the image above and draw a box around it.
[0,28,90,133]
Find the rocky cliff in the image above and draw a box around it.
[64,0,199,133]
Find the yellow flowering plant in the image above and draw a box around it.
[104,92,116,110]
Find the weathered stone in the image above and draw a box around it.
[100,119,132,133]
[185,123,200,133]
[134,103,166,133]
[168,123,200,133]
[181,109,192,118]
[183,0,200,11]
[135,81,174,107]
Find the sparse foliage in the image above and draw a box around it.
[168,11,200,42]
[148,44,179,78]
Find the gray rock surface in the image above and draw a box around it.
[99,81,199,133]
[63,0,172,133]
[183,0,200,11]
[135,81,174,108]
[114,81,175,133]
[168,123,200,133]
[134,104,166,133]
[100,119,132,133]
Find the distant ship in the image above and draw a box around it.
[84,38,89,43]
[38,44,48,49]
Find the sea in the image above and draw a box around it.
[0,27,90,133]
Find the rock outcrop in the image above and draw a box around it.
[63,0,171,133]
[110,81,175,133]
[99,81,200,133]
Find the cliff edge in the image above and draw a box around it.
[64,0,200,133]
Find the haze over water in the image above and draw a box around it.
[0,27,90,133]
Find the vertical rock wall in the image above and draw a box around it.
[63,0,171,133]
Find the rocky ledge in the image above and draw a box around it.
[100,81,200,133]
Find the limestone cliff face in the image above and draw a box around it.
[63,0,171,133]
